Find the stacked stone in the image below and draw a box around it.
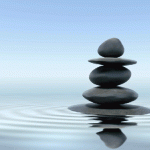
[83,38,138,105]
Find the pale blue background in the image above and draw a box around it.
[0,2,150,150]
[0,0,150,96]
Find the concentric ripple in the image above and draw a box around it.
[0,104,150,140]
[0,105,98,138]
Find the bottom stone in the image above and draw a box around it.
[82,86,138,105]
[69,103,150,115]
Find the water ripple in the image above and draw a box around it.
[0,104,149,139]
[0,105,93,135]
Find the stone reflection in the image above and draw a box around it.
[90,115,136,128]
[69,103,150,149]
[89,115,136,149]
[97,128,126,149]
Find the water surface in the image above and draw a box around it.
[0,94,149,150]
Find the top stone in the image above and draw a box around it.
[98,38,124,57]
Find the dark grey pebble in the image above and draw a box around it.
[89,66,131,86]
[89,57,137,66]
[98,38,124,57]
[82,86,138,104]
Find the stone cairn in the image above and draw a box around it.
[82,38,138,105]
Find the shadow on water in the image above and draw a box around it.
[69,103,150,149]
[69,103,150,115]
[89,115,136,149]
[97,128,126,149]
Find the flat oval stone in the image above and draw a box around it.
[89,66,131,86]
[89,58,137,66]
[98,38,124,57]
[82,86,138,104]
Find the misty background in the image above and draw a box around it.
[0,0,149,98]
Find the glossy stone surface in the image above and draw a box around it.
[89,57,137,66]
[98,38,124,57]
[89,66,131,86]
[82,87,138,104]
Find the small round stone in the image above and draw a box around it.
[89,58,137,66]
[98,38,124,57]
[82,86,138,104]
[89,66,131,86]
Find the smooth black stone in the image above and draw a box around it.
[97,129,127,149]
[89,66,131,86]
[82,87,138,104]
[98,38,124,58]
[68,103,150,115]
[89,58,137,66]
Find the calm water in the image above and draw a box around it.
[0,94,149,150]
